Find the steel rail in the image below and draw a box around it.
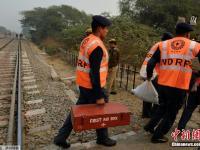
[17,39,23,149]
[6,40,19,145]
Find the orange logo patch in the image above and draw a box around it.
[171,40,185,50]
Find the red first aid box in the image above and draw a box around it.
[71,102,131,132]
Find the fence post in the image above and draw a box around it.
[73,52,75,66]
[120,64,123,88]
[69,51,72,65]
[126,65,130,90]
[70,52,72,65]
[133,66,137,89]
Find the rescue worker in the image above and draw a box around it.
[146,23,200,143]
[140,32,173,118]
[54,15,116,148]
[178,65,200,131]
[107,38,120,95]
[85,28,92,36]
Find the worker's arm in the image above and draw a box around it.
[196,51,200,77]
[89,46,104,100]
[146,48,160,80]
[197,51,200,62]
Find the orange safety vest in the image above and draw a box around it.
[140,42,160,77]
[158,37,200,90]
[76,34,108,89]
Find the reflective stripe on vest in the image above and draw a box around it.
[78,55,90,64]
[161,54,192,60]
[188,41,196,59]
[78,40,109,65]
[160,66,192,73]
[77,66,108,73]
[161,41,196,60]
[143,42,160,64]
[140,42,160,78]
[84,40,98,57]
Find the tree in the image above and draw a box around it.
[0,26,9,33]
[119,0,200,31]
[107,15,161,64]
[119,0,136,20]
[20,5,91,53]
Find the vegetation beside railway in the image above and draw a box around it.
[20,0,200,64]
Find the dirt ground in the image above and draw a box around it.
[31,46,76,79]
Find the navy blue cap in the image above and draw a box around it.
[161,32,173,41]
[92,15,112,27]
[176,23,193,34]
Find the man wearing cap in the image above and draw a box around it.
[107,38,120,95]
[146,23,200,143]
[54,15,116,148]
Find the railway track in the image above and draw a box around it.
[0,39,53,150]
[0,39,20,147]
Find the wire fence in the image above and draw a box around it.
[63,50,141,91]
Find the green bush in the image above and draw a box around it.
[45,46,57,55]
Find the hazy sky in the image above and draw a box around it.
[0,0,119,33]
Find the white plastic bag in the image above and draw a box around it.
[131,81,159,104]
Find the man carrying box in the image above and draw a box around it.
[54,15,116,149]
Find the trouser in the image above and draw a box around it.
[142,78,159,118]
[144,96,166,131]
[149,85,186,139]
[142,102,153,118]
[145,73,198,132]
[56,86,109,141]
[178,86,200,130]
[106,66,118,94]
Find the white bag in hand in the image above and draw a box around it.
[131,81,159,104]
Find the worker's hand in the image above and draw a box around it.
[96,98,105,105]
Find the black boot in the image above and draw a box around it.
[151,136,168,143]
[96,138,117,146]
[54,135,71,149]
[110,91,117,95]
[144,125,154,134]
